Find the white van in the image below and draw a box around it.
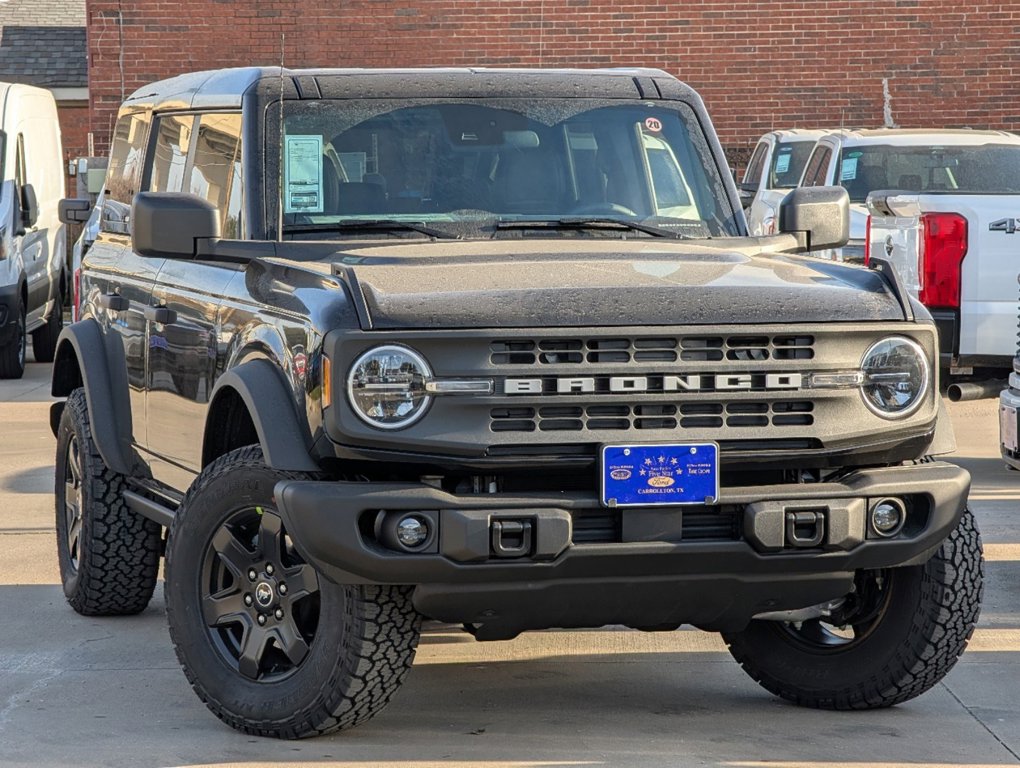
[0,82,66,378]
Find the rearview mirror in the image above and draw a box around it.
[778,186,849,252]
[20,183,38,230]
[131,192,220,259]
[59,197,93,225]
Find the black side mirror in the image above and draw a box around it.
[59,197,93,225]
[778,186,850,252]
[737,183,757,210]
[20,183,38,230]
[131,192,220,259]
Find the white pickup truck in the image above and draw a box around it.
[740,129,824,235]
[859,130,1020,380]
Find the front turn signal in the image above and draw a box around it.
[321,354,332,409]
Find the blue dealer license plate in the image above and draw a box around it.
[601,443,719,508]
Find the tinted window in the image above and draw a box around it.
[801,146,832,187]
[836,142,1020,202]
[769,140,815,189]
[102,111,150,233]
[742,141,768,186]
[189,113,243,238]
[148,114,194,193]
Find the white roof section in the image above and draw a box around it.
[818,128,1020,147]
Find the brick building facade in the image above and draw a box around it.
[86,1,1020,165]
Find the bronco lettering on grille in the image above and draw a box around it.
[503,373,803,395]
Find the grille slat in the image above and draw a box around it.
[490,401,814,433]
[492,334,814,366]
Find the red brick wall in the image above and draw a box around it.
[57,103,90,196]
[85,1,1020,165]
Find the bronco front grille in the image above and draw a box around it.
[491,401,814,433]
[490,334,814,366]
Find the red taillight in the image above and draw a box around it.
[73,268,81,322]
[864,214,872,265]
[918,212,968,309]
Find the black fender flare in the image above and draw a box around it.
[50,319,136,475]
[206,359,320,472]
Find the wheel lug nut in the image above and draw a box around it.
[278,583,288,595]
[265,563,275,575]
[247,568,257,582]
[274,608,284,620]
[244,594,253,607]
[257,614,267,626]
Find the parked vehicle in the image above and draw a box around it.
[741,129,825,235]
[862,131,1020,378]
[50,67,982,739]
[0,82,67,378]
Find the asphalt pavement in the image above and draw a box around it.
[0,359,1018,768]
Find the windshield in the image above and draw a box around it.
[769,140,814,189]
[269,99,739,239]
[836,142,1020,202]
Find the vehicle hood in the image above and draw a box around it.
[331,239,904,329]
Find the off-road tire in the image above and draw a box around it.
[723,508,983,709]
[55,388,162,614]
[32,293,63,363]
[165,445,422,739]
[0,297,26,379]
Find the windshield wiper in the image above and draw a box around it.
[493,217,685,238]
[285,220,459,239]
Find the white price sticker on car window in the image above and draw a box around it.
[284,135,324,214]
[774,153,791,174]
[840,156,859,181]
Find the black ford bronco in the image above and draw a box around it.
[50,67,982,739]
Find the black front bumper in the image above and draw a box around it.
[276,461,969,638]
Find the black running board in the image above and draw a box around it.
[123,489,176,528]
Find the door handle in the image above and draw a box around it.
[144,305,177,324]
[98,293,129,312]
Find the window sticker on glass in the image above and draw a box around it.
[774,153,791,174]
[840,156,859,181]
[284,135,324,213]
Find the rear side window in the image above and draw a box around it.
[148,114,194,193]
[801,145,832,187]
[103,111,151,233]
[742,141,768,186]
[189,113,243,238]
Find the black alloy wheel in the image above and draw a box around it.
[723,508,984,710]
[166,445,422,738]
[773,568,892,652]
[201,506,320,681]
[62,433,85,573]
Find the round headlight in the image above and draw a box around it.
[860,336,930,419]
[347,345,432,429]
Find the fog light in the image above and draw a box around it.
[871,498,906,537]
[396,516,430,549]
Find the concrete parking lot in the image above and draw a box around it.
[0,359,1017,768]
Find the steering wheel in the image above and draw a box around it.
[570,202,638,217]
